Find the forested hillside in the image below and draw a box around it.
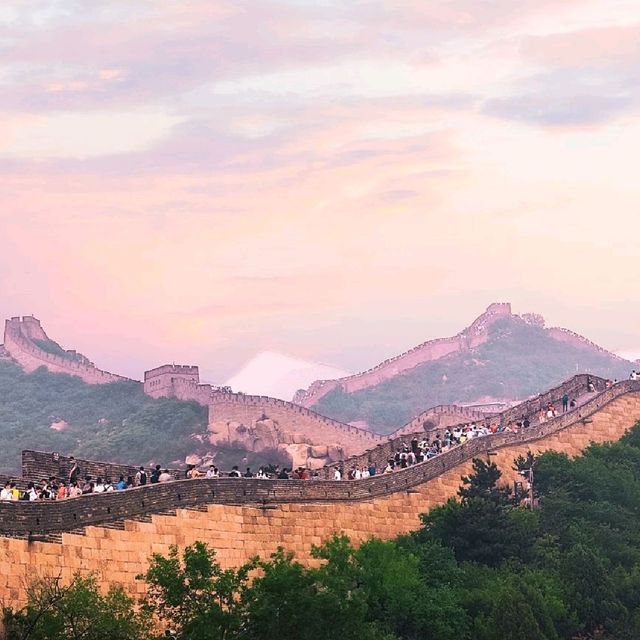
[315,315,633,433]
[0,360,287,475]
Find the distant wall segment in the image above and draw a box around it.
[141,370,383,458]
[3,317,129,385]
[294,303,513,407]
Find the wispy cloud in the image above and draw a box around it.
[1,0,639,380]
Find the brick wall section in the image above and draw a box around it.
[160,377,383,455]
[21,452,182,485]
[3,317,129,385]
[0,381,638,610]
[546,326,630,361]
[323,374,608,477]
[391,404,495,437]
[294,303,513,407]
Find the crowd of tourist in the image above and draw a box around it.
[2,375,635,502]
[0,458,330,502]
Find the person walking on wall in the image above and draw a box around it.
[562,393,569,413]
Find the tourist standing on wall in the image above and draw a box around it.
[68,457,80,484]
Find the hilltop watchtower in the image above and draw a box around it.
[144,364,200,398]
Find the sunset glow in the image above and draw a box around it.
[1,0,639,381]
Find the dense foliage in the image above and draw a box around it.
[7,422,640,639]
[315,316,632,432]
[0,360,289,474]
[2,574,151,640]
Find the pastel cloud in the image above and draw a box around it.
[0,0,639,381]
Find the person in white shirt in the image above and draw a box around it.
[94,478,106,493]
[205,465,219,479]
[0,482,13,501]
[27,483,39,501]
[158,469,173,482]
[334,468,342,481]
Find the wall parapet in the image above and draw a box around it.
[21,451,182,486]
[2,379,638,538]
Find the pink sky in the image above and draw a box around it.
[1,0,639,382]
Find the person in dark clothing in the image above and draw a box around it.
[150,465,161,484]
[68,457,80,484]
[562,393,569,413]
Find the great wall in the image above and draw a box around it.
[0,376,638,612]
[144,365,382,467]
[1,309,635,472]
[292,303,631,408]
[2,317,129,385]
[1,318,382,468]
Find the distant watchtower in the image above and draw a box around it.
[144,364,200,398]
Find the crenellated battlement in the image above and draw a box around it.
[143,364,201,398]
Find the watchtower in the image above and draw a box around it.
[143,364,200,398]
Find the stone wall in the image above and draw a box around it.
[546,326,629,361]
[391,404,493,437]
[294,303,513,407]
[323,374,607,477]
[0,380,638,611]
[21,451,182,486]
[3,317,128,385]
[160,377,383,458]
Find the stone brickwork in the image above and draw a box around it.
[0,380,638,611]
[2,317,128,385]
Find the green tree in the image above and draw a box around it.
[3,573,149,640]
[242,548,324,640]
[141,542,257,640]
[458,458,511,504]
[421,458,537,566]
